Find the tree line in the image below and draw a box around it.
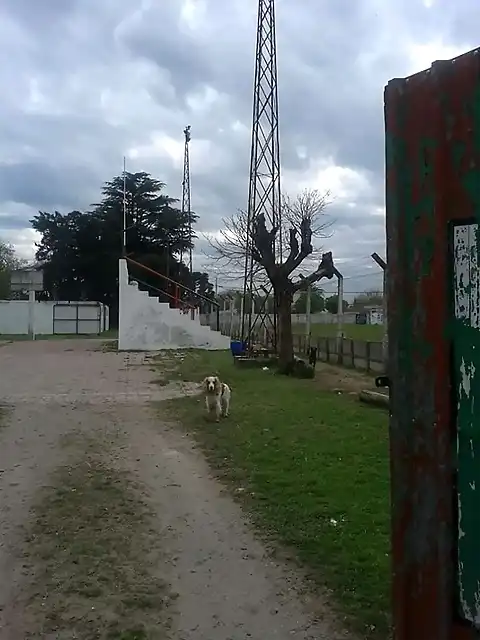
[10,171,215,322]
[217,287,383,315]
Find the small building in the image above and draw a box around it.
[355,306,384,325]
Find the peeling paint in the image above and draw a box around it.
[454,222,480,629]
[459,357,475,398]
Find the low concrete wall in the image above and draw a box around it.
[0,300,109,335]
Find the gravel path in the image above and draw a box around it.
[0,339,352,639]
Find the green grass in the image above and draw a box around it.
[157,350,391,638]
[24,434,171,639]
[293,322,384,341]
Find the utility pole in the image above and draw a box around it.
[333,267,344,364]
[305,284,312,348]
[241,0,282,351]
[371,252,388,370]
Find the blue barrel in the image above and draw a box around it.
[230,340,245,356]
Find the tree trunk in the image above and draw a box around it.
[277,288,294,374]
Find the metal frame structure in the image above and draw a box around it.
[241,0,282,350]
[180,125,193,274]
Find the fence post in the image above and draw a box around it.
[326,337,330,363]
[350,339,355,368]
[337,336,343,365]
[366,341,371,372]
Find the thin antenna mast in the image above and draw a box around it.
[122,156,127,256]
[180,125,192,273]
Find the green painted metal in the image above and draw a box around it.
[385,49,480,639]
[453,222,480,627]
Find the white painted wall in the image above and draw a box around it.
[118,259,230,351]
[0,301,109,335]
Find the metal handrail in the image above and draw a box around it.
[125,256,219,307]
[129,276,196,310]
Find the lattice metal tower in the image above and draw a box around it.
[180,125,192,273]
[241,0,282,350]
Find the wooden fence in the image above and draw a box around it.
[292,335,385,372]
[230,329,385,373]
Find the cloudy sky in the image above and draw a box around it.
[0,0,477,298]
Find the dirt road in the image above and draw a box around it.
[0,339,351,639]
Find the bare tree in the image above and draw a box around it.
[206,188,335,372]
[282,188,333,238]
[205,188,333,280]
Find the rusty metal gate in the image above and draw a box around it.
[385,47,480,640]
[52,302,102,335]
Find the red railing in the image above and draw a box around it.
[125,256,219,312]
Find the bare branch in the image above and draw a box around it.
[282,189,334,238]
[204,187,334,286]
[292,251,335,292]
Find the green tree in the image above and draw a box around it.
[292,286,325,314]
[324,294,349,314]
[0,240,25,299]
[30,172,207,322]
[189,271,216,312]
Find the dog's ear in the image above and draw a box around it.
[201,377,208,390]
[214,376,221,392]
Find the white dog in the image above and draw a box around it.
[202,376,231,421]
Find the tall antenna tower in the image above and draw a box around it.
[241,0,282,349]
[180,125,192,274]
[122,156,127,256]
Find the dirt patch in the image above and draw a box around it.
[313,362,379,394]
[122,419,352,640]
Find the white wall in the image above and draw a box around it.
[0,301,109,335]
[118,259,230,351]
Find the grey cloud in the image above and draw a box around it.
[0,0,477,277]
[0,161,98,214]
[0,0,77,30]
[0,214,32,230]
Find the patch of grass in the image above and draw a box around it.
[293,322,384,341]
[102,339,119,352]
[157,349,390,638]
[24,437,170,639]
